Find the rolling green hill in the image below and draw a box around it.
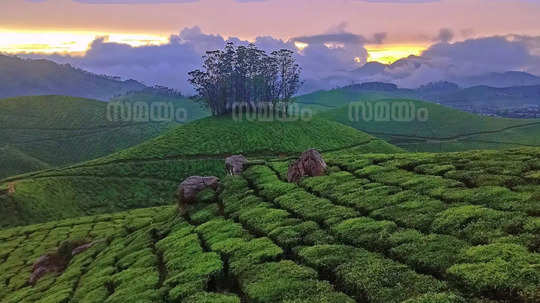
[294,88,403,113]
[0,145,51,177]
[0,95,206,178]
[109,90,209,122]
[0,115,400,228]
[318,98,540,152]
[1,147,538,303]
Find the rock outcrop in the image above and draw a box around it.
[29,241,94,285]
[176,176,220,214]
[287,149,327,183]
[225,155,248,176]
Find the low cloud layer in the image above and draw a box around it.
[383,35,540,87]
[21,27,540,94]
[24,26,368,93]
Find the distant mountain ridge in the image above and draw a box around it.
[335,81,540,109]
[457,71,540,88]
[0,54,147,100]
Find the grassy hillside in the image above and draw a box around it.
[0,146,51,177]
[96,115,390,162]
[0,115,400,228]
[1,147,538,303]
[0,95,180,179]
[296,82,540,112]
[109,90,209,122]
[294,88,404,113]
[319,98,540,151]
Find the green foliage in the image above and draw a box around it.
[0,175,178,228]
[2,139,540,302]
[184,292,241,303]
[189,42,301,116]
[334,252,448,303]
[447,243,540,301]
[0,145,51,179]
[434,186,537,214]
[318,97,540,152]
[240,260,353,303]
[371,199,448,232]
[402,292,467,303]
[1,114,393,228]
[431,205,528,244]
[331,217,398,251]
[389,234,470,276]
[101,116,376,162]
[0,95,174,178]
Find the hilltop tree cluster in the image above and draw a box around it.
[188,42,302,116]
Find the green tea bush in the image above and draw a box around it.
[239,260,354,303]
[435,186,535,214]
[371,199,448,232]
[402,292,466,303]
[414,164,456,175]
[447,243,540,301]
[331,217,398,252]
[431,205,528,244]
[335,253,448,303]
[184,292,241,303]
[389,234,470,276]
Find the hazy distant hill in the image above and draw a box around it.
[0,54,147,100]
[431,84,540,108]
[303,81,540,111]
[457,71,540,88]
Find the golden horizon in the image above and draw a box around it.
[365,44,428,65]
[0,30,428,66]
[0,29,169,55]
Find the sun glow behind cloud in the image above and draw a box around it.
[1,30,429,68]
[0,30,169,54]
[365,44,427,64]
[294,41,427,65]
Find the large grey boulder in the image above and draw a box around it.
[287,149,327,183]
[176,176,220,214]
[225,155,248,176]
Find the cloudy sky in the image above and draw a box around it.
[2,0,540,92]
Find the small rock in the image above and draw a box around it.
[176,176,220,214]
[225,155,248,176]
[8,182,15,194]
[287,149,327,183]
[29,240,93,286]
[72,242,95,256]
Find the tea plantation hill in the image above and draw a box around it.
[0,145,51,177]
[0,95,207,179]
[109,89,209,121]
[294,86,540,151]
[0,146,538,303]
[316,98,540,152]
[0,115,401,227]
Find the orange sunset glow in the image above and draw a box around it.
[1,30,427,65]
[0,29,169,54]
[366,44,428,65]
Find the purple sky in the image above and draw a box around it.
[3,0,540,93]
[4,0,540,43]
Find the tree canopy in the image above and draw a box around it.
[188,42,302,116]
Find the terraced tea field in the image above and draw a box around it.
[1,147,538,302]
[0,116,401,228]
[0,95,176,179]
[318,98,540,152]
